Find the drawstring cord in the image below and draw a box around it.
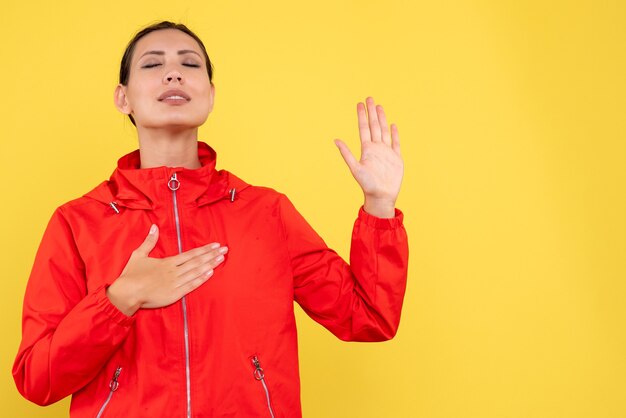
[109,202,120,214]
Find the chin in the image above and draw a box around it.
[142,114,209,130]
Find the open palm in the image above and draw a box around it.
[335,97,403,218]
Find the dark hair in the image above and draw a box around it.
[119,21,214,126]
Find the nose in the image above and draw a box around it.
[164,70,183,84]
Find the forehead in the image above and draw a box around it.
[133,29,202,60]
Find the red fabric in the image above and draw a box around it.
[13,142,409,417]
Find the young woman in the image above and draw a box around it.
[13,21,408,417]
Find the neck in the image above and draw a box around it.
[136,126,202,169]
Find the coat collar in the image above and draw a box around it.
[85,141,248,210]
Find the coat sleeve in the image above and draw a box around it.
[12,207,135,406]
[279,195,409,342]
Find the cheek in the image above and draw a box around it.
[195,83,212,100]
[127,74,160,103]
[190,72,211,92]
[126,85,150,109]
[192,85,213,111]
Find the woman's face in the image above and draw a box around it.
[114,29,214,130]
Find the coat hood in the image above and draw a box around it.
[84,141,249,211]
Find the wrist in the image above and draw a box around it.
[363,196,396,218]
[106,280,140,317]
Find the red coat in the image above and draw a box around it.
[13,142,408,417]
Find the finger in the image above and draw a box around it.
[357,102,371,144]
[176,256,219,287]
[391,123,401,154]
[177,247,228,276]
[169,270,214,301]
[171,242,221,266]
[180,270,214,294]
[134,224,159,257]
[366,97,382,142]
[334,139,359,174]
[376,105,391,145]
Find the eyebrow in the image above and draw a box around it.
[139,49,202,59]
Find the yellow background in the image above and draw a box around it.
[1,1,625,417]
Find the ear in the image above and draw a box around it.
[114,84,132,115]
[208,83,216,113]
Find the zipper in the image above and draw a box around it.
[168,172,192,418]
[251,356,276,418]
[95,366,122,418]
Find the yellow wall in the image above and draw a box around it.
[1,1,625,417]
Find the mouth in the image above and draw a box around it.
[158,89,191,102]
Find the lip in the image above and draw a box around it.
[158,89,191,101]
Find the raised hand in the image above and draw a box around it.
[106,224,228,316]
[334,97,403,218]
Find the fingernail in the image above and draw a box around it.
[219,246,228,254]
[149,224,157,234]
[216,255,224,262]
[210,243,220,249]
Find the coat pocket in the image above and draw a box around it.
[95,366,122,418]
[250,355,276,418]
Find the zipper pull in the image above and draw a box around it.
[109,366,122,392]
[251,356,265,380]
[168,172,180,191]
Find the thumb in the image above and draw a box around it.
[135,224,159,257]
[334,139,359,175]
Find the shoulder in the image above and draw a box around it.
[221,169,288,203]
[52,181,114,223]
[218,170,303,225]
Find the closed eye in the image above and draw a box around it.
[141,63,201,68]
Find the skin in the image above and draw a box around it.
[334,98,403,219]
[114,29,213,169]
[108,28,404,316]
